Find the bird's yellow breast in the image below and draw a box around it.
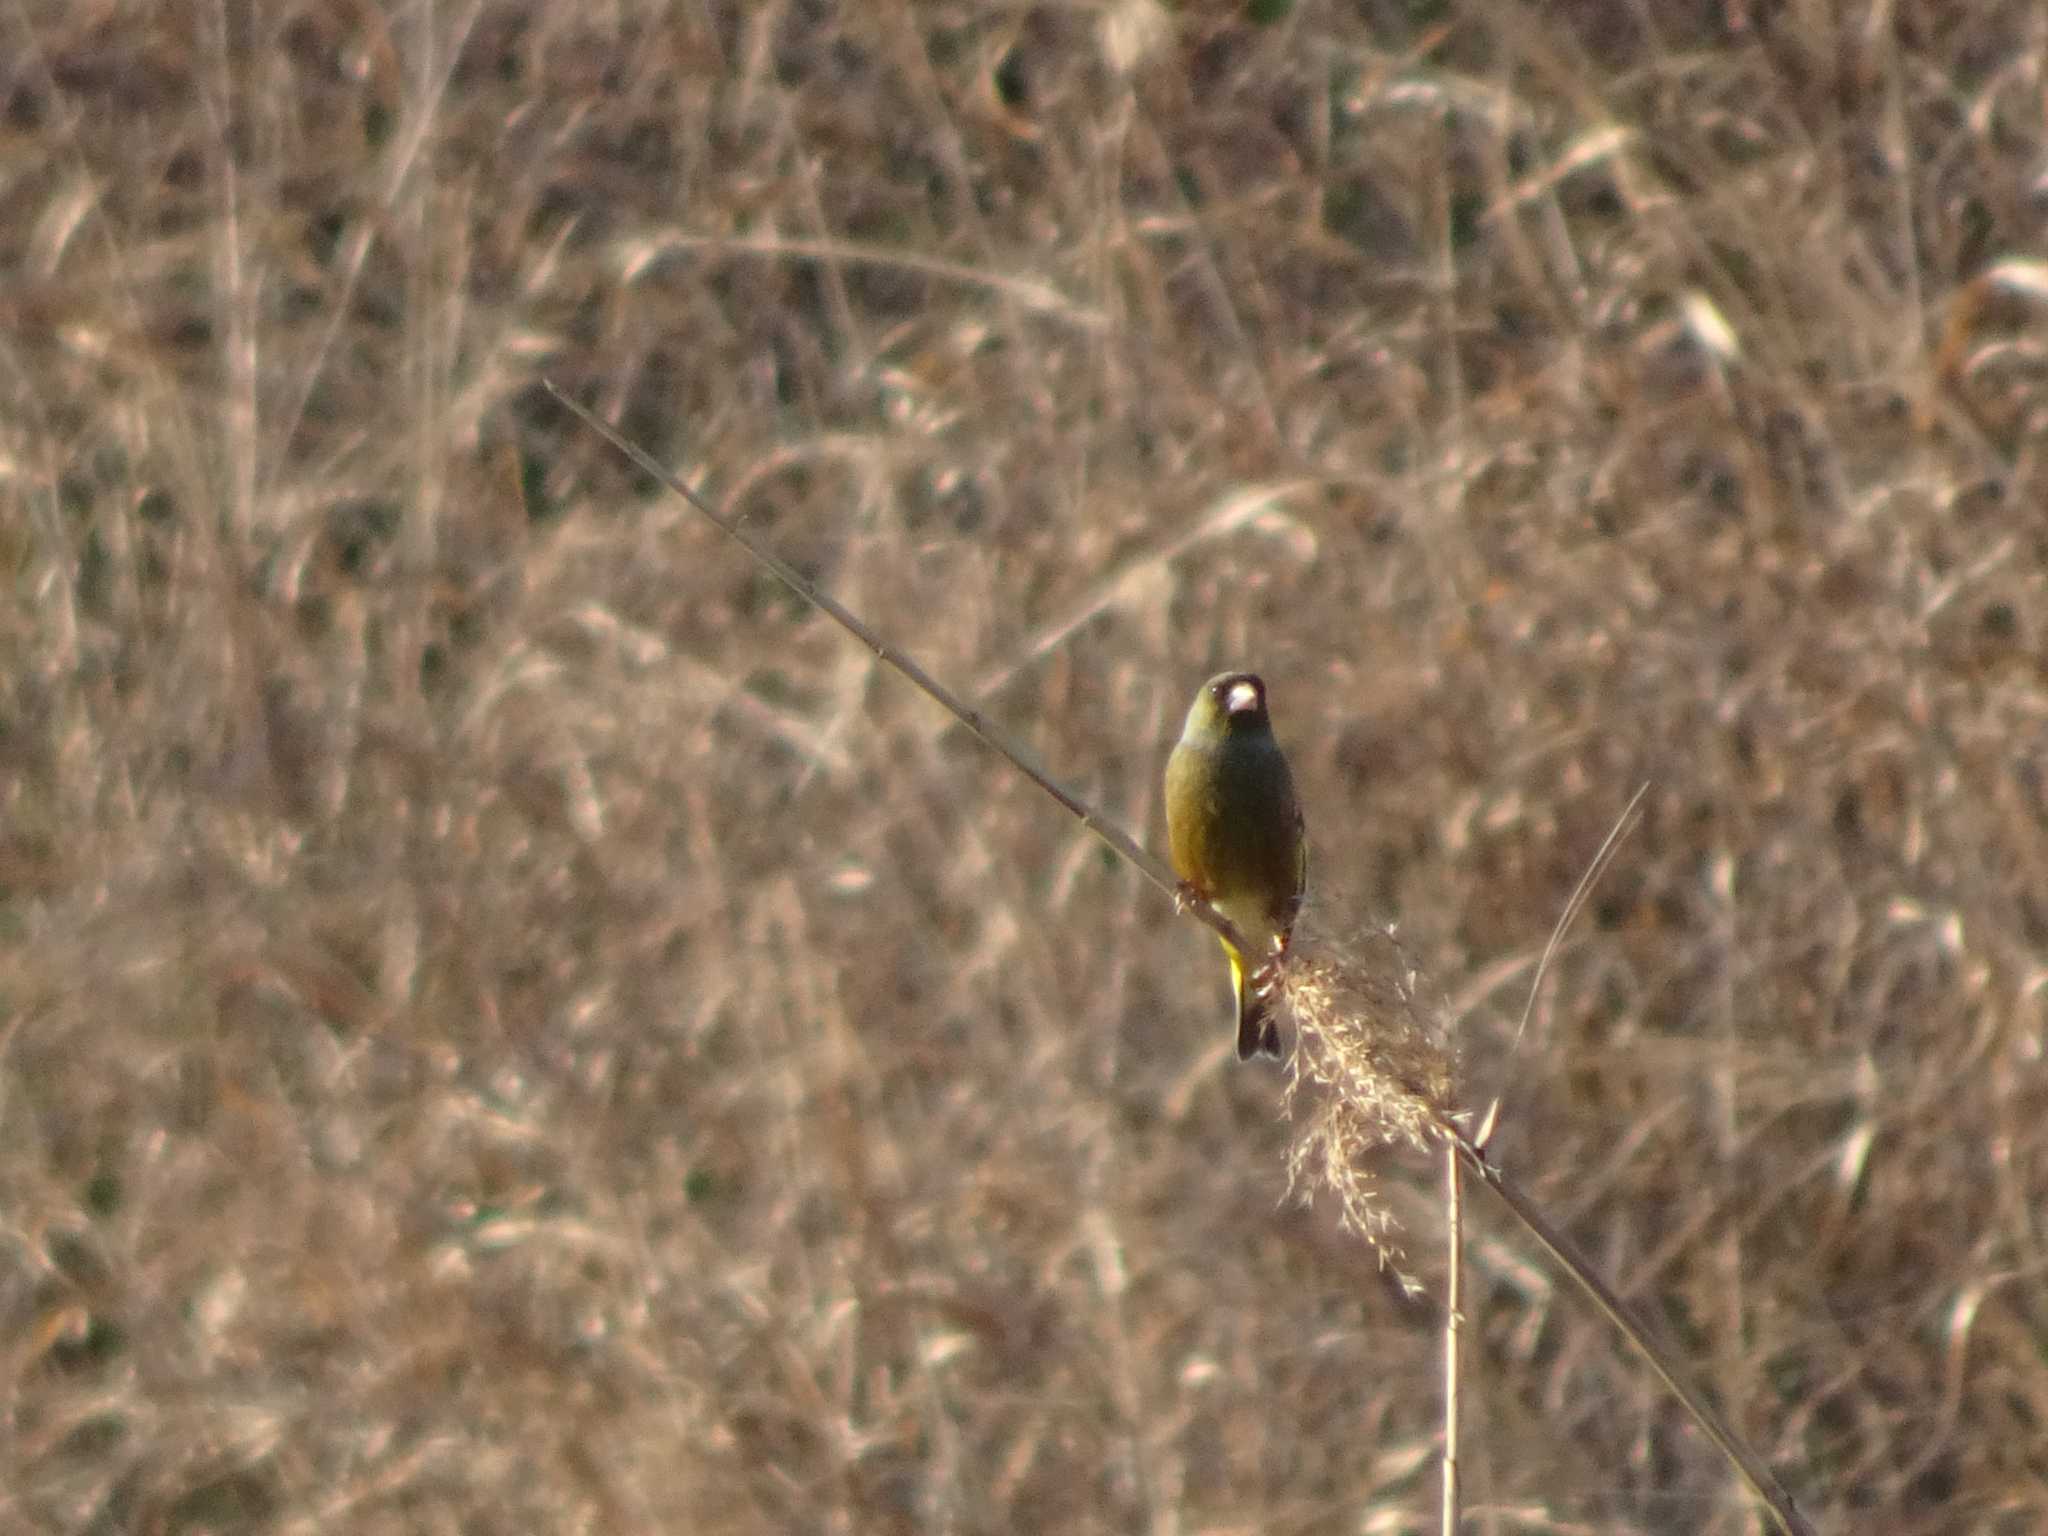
[1164,733,1303,951]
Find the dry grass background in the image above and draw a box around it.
[3,1,2045,1531]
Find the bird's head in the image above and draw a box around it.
[1183,670,1271,741]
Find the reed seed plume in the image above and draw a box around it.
[1278,905,1460,1279]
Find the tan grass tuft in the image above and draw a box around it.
[1278,907,1461,1279]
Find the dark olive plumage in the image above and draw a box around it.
[1165,671,1306,1060]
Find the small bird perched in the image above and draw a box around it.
[1164,671,1306,1060]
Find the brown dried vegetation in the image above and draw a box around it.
[3,1,2046,1531]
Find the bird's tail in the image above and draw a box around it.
[1229,949,1284,1062]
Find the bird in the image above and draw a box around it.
[1164,670,1306,1060]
